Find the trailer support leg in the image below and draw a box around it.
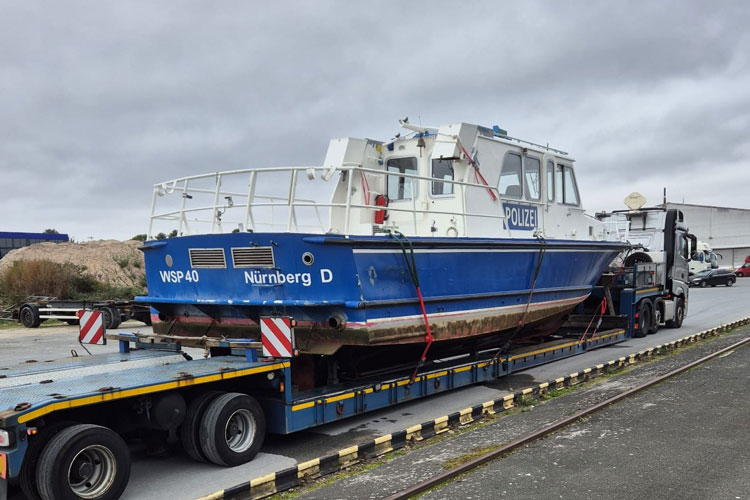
[119,340,130,354]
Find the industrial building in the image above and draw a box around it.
[666,203,750,267]
[0,231,70,259]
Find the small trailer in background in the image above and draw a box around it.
[6,297,151,330]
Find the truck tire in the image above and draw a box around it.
[648,299,663,335]
[36,424,130,500]
[19,421,75,500]
[633,300,651,338]
[20,304,42,328]
[181,390,224,462]
[665,298,685,328]
[99,307,121,330]
[199,392,266,467]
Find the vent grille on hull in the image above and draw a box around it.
[188,248,227,268]
[232,247,275,268]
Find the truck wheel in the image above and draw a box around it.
[633,300,651,338]
[199,393,266,467]
[19,421,75,500]
[99,307,121,330]
[181,390,224,462]
[20,305,42,328]
[666,298,685,328]
[648,299,662,335]
[36,424,130,500]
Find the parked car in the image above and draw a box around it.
[689,269,736,287]
[736,262,750,277]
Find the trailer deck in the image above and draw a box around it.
[1,325,627,499]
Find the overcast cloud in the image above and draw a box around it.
[1,1,748,240]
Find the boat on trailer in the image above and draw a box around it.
[138,119,628,378]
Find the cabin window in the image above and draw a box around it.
[524,157,541,201]
[556,164,580,205]
[387,157,418,201]
[546,160,555,202]
[498,153,523,199]
[677,234,689,260]
[431,159,454,196]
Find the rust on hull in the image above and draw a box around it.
[152,300,579,355]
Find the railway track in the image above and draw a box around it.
[383,335,750,500]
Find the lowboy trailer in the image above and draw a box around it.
[0,260,687,500]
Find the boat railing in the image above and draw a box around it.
[599,216,630,242]
[147,165,507,238]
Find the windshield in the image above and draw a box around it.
[693,270,711,277]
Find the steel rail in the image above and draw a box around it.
[383,335,750,500]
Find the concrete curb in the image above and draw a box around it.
[197,316,750,500]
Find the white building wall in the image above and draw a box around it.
[666,203,750,267]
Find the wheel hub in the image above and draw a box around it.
[76,460,94,480]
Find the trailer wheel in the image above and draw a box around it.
[36,424,130,500]
[633,300,651,338]
[20,305,42,328]
[181,390,224,462]
[19,421,75,500]
[665,298,685,328]
[99,307,121,330]
[199,392,266,467]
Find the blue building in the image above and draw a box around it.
[0,231,70,259]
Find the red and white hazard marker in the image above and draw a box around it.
[260,317,294,358]
[78,310,106,345]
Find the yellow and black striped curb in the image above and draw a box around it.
[197,316,750,500]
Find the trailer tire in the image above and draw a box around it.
[181,390,224,462]
[199,393,265,467]
[19,421,76,500]
[20,305,42,328]
[100,307,121,330]
[36,424,130,500]
[666,298,685,328]
[634,300,651,338]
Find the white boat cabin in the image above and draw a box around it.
[325,121,611,241]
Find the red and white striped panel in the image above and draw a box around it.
[260,317,294,358]
[78,310,106,345]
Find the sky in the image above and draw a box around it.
[1,1,749,241]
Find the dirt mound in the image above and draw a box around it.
[0,240,146,288]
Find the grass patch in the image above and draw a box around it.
[0,259,145,306]
[442,444,500,469]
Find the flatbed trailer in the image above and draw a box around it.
[1,322,631,500]
[7,298,152,330]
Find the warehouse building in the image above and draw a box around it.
[0,231,70,259]
[665,203,750,267]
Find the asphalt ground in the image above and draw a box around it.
[1,278,748,499]
[292,326,750,500]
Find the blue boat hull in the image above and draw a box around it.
[137,233,626,356]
